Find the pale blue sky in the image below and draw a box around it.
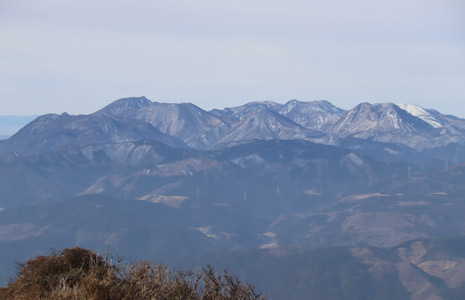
[1,0,464,116]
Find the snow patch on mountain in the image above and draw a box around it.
[397,103,443,128]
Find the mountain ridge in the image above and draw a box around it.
[5,96,463,155]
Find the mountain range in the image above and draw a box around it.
[1,97,465,299]
[2,97,465,156]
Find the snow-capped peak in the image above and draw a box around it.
[397,103,443,128]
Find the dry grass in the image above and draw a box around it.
[0,247,264,300]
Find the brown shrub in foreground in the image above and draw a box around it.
[0,247,264,300]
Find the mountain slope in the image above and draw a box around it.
[172,236,465,300]
[210,99,345,132]
[4,138,465,252]
[210,101,282,123]
[134,103,231,149]
[328,102,463,150]
[331,102,434,136]
[0,194,228,285]
[277,100,346,131]
[0,113,186,155]
[212,108,323,147]
[95,96,152,118]
[398,103,465,133]
[0,140,198,208]
[98,97,231,149]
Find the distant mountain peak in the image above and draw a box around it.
[97,96,152,116]
[234,107,301,128]
[0,112,187,155]
[277,100,345,131]
[211,101,282,122]
[211,107,321,148]
[331,102,434,137]
[251,100,280,106]
[397,103,445,128]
